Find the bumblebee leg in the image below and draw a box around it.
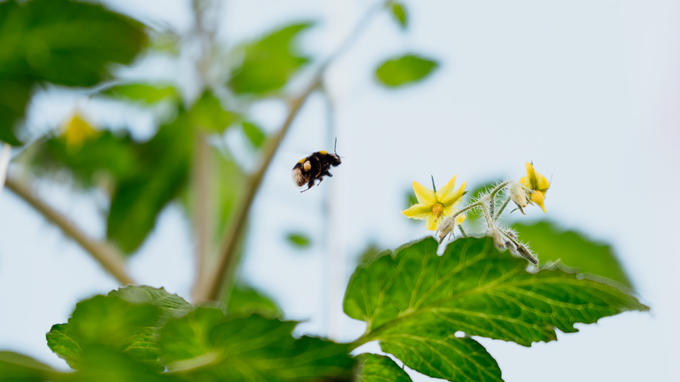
[322,171,333,177]
[301,178,316,193]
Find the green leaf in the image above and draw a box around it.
[345,237,648,381]
[513,221,634,289]
[107,110,193,254]
[0,0,147,146]
[375,54,438,88]
[31,130,137,187]
[0,78,30,146]
[69,346,179,382]
[229,23,313,95]
[46,286,191,370]
[357,244,384,265]
[101,83,179,104]
[356,353,412,382]
[286,232,311,248]
[242,121,266,148]
[228,284,281,318]
[160,314,355,381]
[0,351,64,382]
[158,307,228,367]
[388,2,408,29]
[190,91,234,133]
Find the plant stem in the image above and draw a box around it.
[458,225,468,237]
[4,176,135,285]
[199,78,321,303]
[197,1,389,304]
[494,196,511,222]
[191,133,213,302]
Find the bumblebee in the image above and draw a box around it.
[292,140,342,192]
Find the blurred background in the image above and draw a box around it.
[1,0,679,381]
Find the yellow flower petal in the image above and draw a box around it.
[535,173,550,193]
[412,181,436,206]
[455,214,467,224]
[525,162,539,189]
[439,181,466,208]
[401,204,432,220]
[435,176,457,202]
[425,214,440,231]
[530,191,547,213]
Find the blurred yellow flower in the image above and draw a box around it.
[519,162,550,212]
[402,176,466,231]
[61,113,98,150]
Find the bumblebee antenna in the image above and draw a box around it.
[333,137,338,155]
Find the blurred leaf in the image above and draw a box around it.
[0,78,30,146]
[228,284,281,318]
[161,314,355,381]
[46,286,191,371]
[0,351,64,382]
[190,91,234,133]
[513,221,634,289]
[242,121,266,148]
[345,237,648,381]
[375,54,438,88]
[229,22,313,95]
[107,110,193,254]
[0,0,146,145]
[388,2,408,29]
[32,130,137,188]
[357,243,384,264]
[286,232,311,248]
[70,346,179,382]
[101,83,179,104]
[356,353,412,382]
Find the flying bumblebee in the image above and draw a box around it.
[292,139,342,192]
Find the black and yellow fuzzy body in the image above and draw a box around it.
[292,150,342,192]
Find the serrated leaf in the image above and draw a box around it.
[0,351,65,382]
[356,353,412,382]
[229,23,313,95]
[242,121,266,148]
[190,91,234,133]
[228,284,281,318]
[345,237,648,381]
[102,83,179,104]
[47,286,192,370]
[286,232,311,248]
[108,285,194,319]
[389,2,408,29]
[375,54,438,88]
[160,314,355,381]
[107,111,193,254]
[0,0,146,146]
[513,221,633,288]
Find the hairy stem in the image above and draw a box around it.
[494,196,511,222]
[5,176,135,285]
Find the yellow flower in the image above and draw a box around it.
[402,176,467,231]
[519,162,550,212]
[61,113,98,150]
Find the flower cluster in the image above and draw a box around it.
[402,162,551,265]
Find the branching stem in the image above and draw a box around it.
[5,176,135,285]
